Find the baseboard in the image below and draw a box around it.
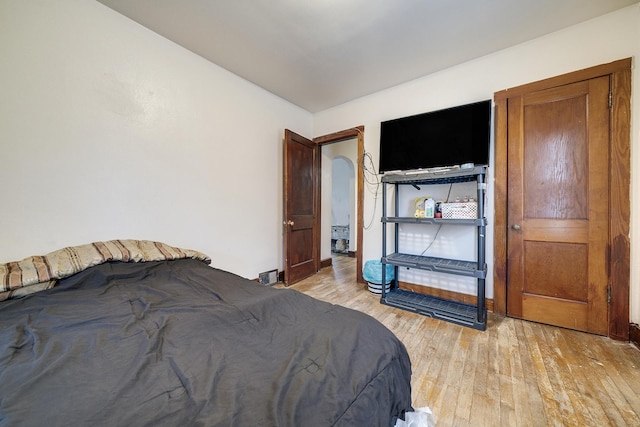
[399,281,494,312]
[320,258,332,269]
[631,323,640,350]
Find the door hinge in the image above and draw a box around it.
[607,284,611,304]
[608,91,613,109]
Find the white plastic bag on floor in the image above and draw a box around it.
[395,406,436,427]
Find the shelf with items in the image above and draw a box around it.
[380,166,487,330]
[382,216,486,226]
[381,166,486,185]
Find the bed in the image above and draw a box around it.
[0,240,413,426]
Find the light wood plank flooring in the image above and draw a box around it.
[287,256,640,426]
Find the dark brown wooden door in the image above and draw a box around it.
[506,76,610,334]
[283,129,319,285]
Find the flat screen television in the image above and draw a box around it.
[378,100,492,173]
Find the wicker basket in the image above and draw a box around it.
[441,202,477,219]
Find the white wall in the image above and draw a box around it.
[0,0,312,279]
[313,5,640,322]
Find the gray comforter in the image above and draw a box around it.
[0,259,412,426]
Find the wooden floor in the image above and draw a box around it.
[287,255,640,427]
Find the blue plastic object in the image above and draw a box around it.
[362,260,395,284]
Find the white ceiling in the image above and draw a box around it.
[96,0,637,112]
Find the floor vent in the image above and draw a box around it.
[258,269,279,286]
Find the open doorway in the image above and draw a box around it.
[315,127,365,283]
[322,148,357,261]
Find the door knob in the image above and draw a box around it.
[283,220,294,226]
[512,224,521,230]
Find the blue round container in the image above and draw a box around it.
[362,260,395,285]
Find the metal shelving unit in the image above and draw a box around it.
[380,166,487,330]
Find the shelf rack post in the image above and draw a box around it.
[476,170,486,324]
[381,182,387,298]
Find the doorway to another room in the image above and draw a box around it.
[315,128,364,284]
[326,153,356,260]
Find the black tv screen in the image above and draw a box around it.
[379,100,492,173]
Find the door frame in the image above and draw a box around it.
[493,58,631,340]
[314,126,365,284]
